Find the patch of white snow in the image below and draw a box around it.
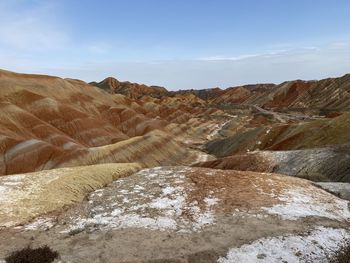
[218,227,350,263]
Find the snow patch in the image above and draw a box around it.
[192,151,212,164]
[64,167,219,233]
[206,119,231,140]
[23,217,55,231]
[218,227,350,263]
[0,185,7,195]
[204,197,219,206]
[263,188,350,221]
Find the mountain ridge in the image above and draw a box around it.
[91,72,350,112]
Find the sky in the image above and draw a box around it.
[0,0,349,90]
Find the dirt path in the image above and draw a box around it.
[251,105,321,123]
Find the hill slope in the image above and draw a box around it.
[90,77,168,99]
[0,69,225,175]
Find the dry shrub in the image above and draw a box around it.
[5,245,58,263]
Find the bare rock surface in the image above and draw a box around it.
[196,144,350,182]
[1,167,349,262]
[1,69,350,262]
[0,163,141,227]
[315,182,350,201]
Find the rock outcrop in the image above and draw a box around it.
[0,167,349,262]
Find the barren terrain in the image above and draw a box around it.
[0,69,349,262]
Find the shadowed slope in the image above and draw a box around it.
[195,144,350,182]
[205,112,350,157]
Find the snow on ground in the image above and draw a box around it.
[0,186,7,196]
[22,217,56,231]
[191,151,214,164]
[263,187,350,221]
[206,119,231,140]
[218,226,350,263]
[64,167,219,233]
[0,171,60,218]
[206,124,220,140]
[0,174,27,202]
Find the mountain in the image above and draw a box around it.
[170,87,225,101]
[205,112,350,156]
[170,74,350,113]
[261,75,350,111]
[195,144,350,182]
[0,69,226,175]
[209,84,276,104]
[90,77,168,99]
[1,69,350,262]
[91,73,350,113]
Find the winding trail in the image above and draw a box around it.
[252,105,321,123]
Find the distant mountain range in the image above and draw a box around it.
[91,73,350,112]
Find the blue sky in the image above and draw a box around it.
[0,0,349,90]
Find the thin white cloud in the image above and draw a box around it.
[198,47,321,62]
[61,42,349,90]
[86,43,112,54]
[0,4,348,93]
[199,54,261,61]
[0,1,69,51]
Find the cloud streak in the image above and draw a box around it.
[36,42,349,90]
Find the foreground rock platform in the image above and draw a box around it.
[0,167,349,262]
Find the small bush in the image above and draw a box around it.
[5,245,59,263]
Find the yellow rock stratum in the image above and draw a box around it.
[0,163,141,227]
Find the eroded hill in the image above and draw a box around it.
[0,69,349,263]
[0,69,227,175]
[90,77,168,99]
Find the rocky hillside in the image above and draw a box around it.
[0,69,226,175]
[195,144,350,182]
[0,69,349,262]
[261,75,350,111]
[90,77,168,99]
[172,73,350,113]
[205,112,350,157]
[92,73,350,113]
[210,84,276,105]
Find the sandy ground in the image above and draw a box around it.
[0,167,349,262]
